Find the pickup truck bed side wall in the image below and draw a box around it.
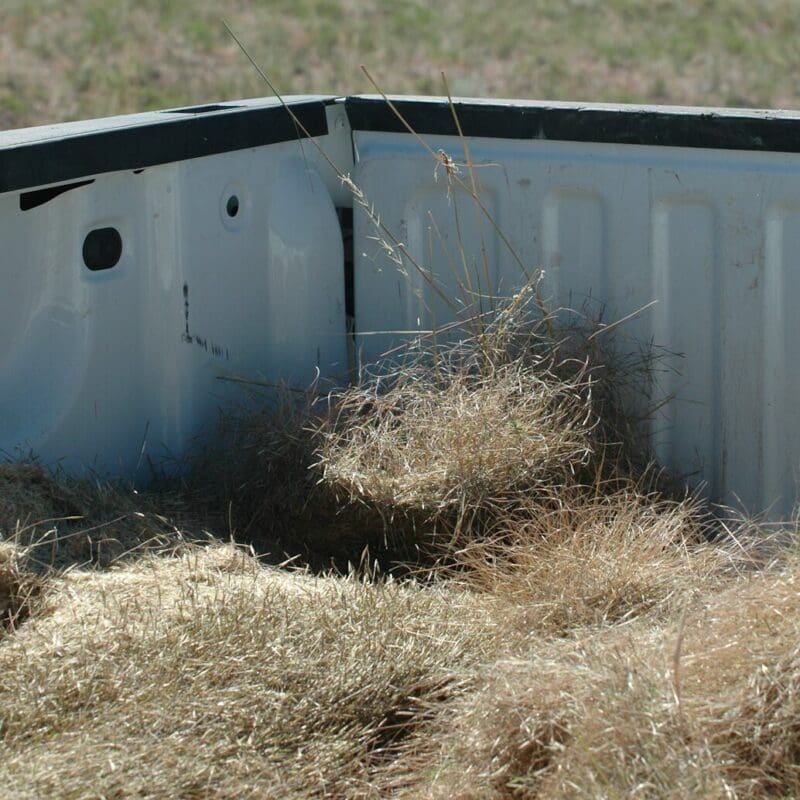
[1,95,797,516]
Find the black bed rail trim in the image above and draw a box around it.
[344,95,800,154]
[0,99,329,194]
[6,94,800,196]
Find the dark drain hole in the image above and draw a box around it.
[83,228,123,271]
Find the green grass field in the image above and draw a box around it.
[2,0,800,130]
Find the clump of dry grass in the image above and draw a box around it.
[380,552,800,800]
[313,286,686,569]
[315,289,601,544]
[0,462,199,570]
[188,390,398,572]
[0,540,47,635]
[318,349,592,515]
[447,491,737,636]
[0,543,510,799]
[182,285,715,594]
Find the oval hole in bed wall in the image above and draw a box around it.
[83,227,123,271]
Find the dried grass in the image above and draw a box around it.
[1,371,798,798]
[0,462,199,570]
[316,290,600,547]
[0,540,46,635]
[0,544,509,799]
[318,348,593,515]
[378,553,800,800]
[313,287,688,577]
[2,163,797,796]
[444,491,738,635]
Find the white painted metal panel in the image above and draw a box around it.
[351,130,800,516]
[4,94,800,519]
[0,100,349,481]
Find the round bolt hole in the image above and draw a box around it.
[226,195,240,218]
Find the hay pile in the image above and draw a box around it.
[0,545,508,799]
[0,535,796,798]
[317,350,593,516]
[390,557,800,799]
[0,540,45,635]
[317,293,593,525]
[0,463,201,570]
[440,491,738,635]
[0,291,798,798]
[313,288,664,559]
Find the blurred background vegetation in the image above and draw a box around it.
[1,0,799,129]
